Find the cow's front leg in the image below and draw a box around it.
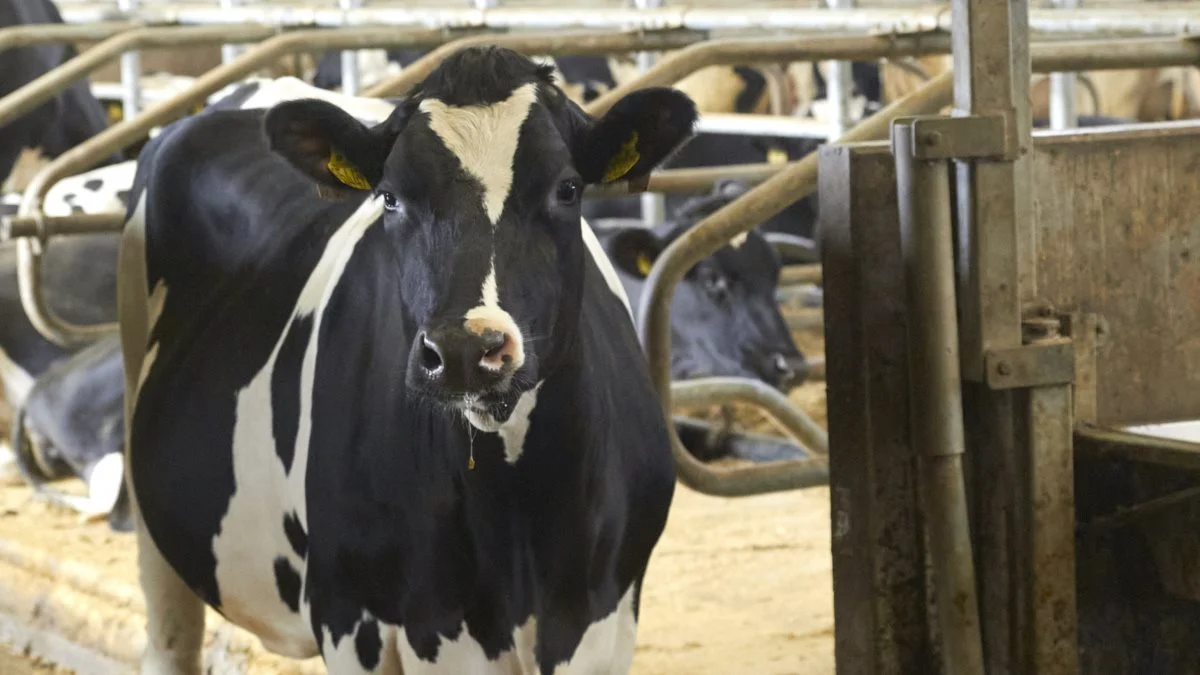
[136,511,205,675]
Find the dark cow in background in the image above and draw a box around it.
[121,47,691,672]
[0,0,118,185]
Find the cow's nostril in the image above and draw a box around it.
[479,330,515,370]
[420,334,444,375]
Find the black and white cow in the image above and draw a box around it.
[10,332,129,530]
[121,47,692,672]
[0,0,118,184]
[595,181,807,389]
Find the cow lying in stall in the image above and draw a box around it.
[2,75,811,530]
[120,45,690,673]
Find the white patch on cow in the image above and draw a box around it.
[45,160,137,217]
[242,76,396,124]
[729,232,749,249]
[396,619,536,673]
[212,196,383,660]
[463,260,526,373]
[84,451,124,513]
[497,382,543,464]
[136,280,168,394]
[552,586,638,675]
[321,612,400,674]
[580,217,632,319]
[419,83,539,225]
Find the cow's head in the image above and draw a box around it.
[264,46,696,429]
[604,181,808,390]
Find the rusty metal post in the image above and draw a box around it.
[636,71,953,497]
[15,27,454,348]
[892,119,985,675]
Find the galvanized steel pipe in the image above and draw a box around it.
[0,24,276,129]
[0,22,135,53]
[672,377,828,457]
[636,71,954,497]
[15,27,453,348]
[893,119,985,674]
[363,29,706,98]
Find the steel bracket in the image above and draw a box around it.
[984,338,1075,390]
[896,113,1016,161]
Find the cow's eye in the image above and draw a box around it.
[555,179,581,205]
[381,191,402,212]
[704,274,729,298]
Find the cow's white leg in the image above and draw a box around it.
[135,505,206,675]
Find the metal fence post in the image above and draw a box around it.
[339,0,363,95]
[1049,0,1081,128]
[116,0,141,118]
[825,0,856,136]
[634,0,667,227]
[892,118,985,675]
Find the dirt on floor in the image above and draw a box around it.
[0,309,832,674]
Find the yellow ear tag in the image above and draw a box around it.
[603,131,641,183]
[327,150,371,190]
[767,147,789,165]
[636,253,654,276]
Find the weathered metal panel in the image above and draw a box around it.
[1031,123,1200,425]
[822,142,933,675]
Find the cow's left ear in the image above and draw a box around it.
[264,99,400,194]
[576,88,698,185]
[609,227,664,279]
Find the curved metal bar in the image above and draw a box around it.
[363,28,706,98]
[780,264,822,286]
[0,25,276,128]
[16,26,454,348]
[0,21,136,53]
[586,32,952,116]
[765,232,818,264]
[637,70,954,497]
[672,377,828,456]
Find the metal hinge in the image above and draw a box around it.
[894,113,1018,161]
[983,313,1076,390]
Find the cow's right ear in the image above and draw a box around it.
[264,99,397,194]
[609,228,664,279]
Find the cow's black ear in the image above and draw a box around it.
[264,99,397,193]
[577,88,697,185]
[609,228,663,279]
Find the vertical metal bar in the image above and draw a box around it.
[220,0,243,64]
[634,0,666,226]
[951,0,1029,379]
[1049,0,1080,129]
[825,0,856,136]
[1020,380,1079,674]
[892,121,985,675]
[339,0,363,95]
[117,0,141,118]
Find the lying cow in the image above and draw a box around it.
[10,332,128,531]
[121,46,690,672]
[1,0,119,185]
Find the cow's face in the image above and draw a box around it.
[609,223,807,390]
[265,47,696,429]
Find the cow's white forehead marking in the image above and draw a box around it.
[419,82,539,225]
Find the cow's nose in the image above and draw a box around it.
[768,353,809,390]
[409,325,519,394]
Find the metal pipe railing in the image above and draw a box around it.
[673,377,828,457]
[56,4,1200,37]
[586,32,953,116]
[636,70,955,497]
[363,28,706,98]
[694,113,835,139]
[0,24,278,128]
[15,26,455,348]
[0,22,135,52]
[892,117,985,674]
